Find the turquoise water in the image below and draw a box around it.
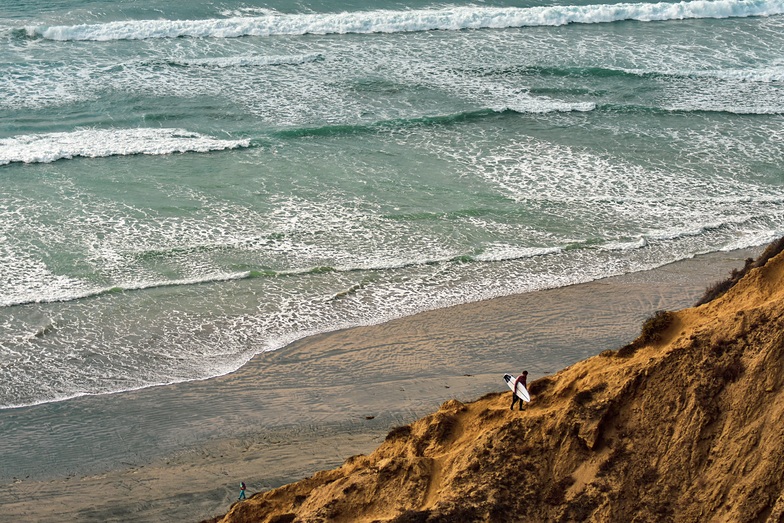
[1,0,783,408]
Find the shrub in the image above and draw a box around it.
[639,310,674,345]
[695,235,784,306]
[385,425,412,442]
[616,310,673,357]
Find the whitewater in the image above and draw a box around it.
[23,0,784,40]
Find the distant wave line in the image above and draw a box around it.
[0,52,323,72]
[160,52,324,68]
[21,0,784,41]
[271,109,507,139]
[595,103,784,115]
[498,64,784,83]
[269,105,596,139]
[273,97,781,140]
[0,109,565,167]
[0,110,540,167]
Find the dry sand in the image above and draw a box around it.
[0,248,759,522]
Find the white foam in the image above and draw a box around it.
[25,0,784,41]
[168,52,323,68]
[601,237,649,251]
[0,128,250,165]
[0,243,92,308]
[618,65,784,82]
[474,244,563,262]
[687,66,784,82]
[218,7,282,18]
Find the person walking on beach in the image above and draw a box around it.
[238,481,247,501]
[510,370,528,411]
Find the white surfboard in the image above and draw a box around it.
[503,373,530,402]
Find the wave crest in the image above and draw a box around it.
[0,128,250,165]
[23,0,784,41]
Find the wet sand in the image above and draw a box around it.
[0,248,758,522]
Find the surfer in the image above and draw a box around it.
[510,371,528,411]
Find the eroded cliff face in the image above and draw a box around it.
[213,249,784,523]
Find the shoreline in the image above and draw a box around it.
[0,247,760,522]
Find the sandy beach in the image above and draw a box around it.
[0,247,759,522]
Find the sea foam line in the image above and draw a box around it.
[0,128,250,165]
[0,246,564,308]
[23,0,784,41]
[3,221,774,309]
[518,64,784,83]
[165,52,324,68]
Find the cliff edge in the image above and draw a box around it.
[211,243,784,523]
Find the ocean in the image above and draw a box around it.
[1,0,783,410]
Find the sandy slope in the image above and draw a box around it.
[212,246,784,523]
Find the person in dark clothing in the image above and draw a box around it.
[510,370,528,411]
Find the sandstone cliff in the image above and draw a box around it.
[211,243,784,523]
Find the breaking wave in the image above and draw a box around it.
[0,128,251,165]
[22,0,784,41]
